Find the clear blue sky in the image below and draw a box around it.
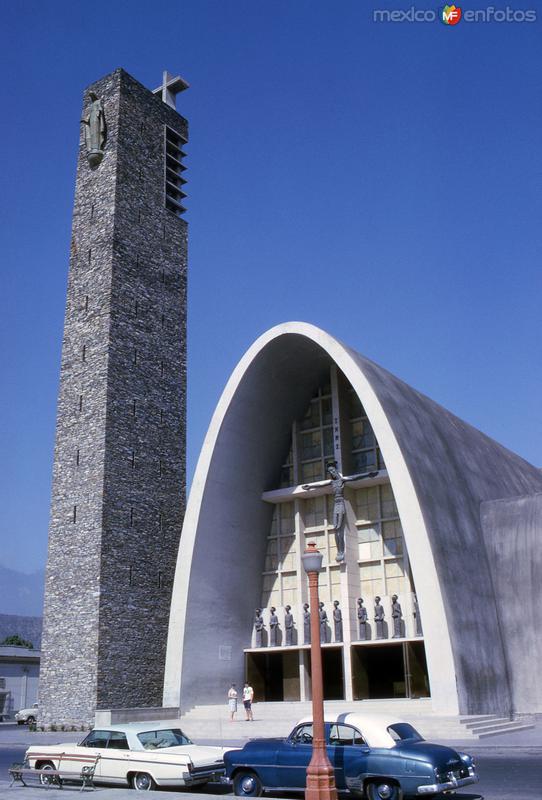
[1,0,541,574]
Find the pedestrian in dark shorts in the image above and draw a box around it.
[242,682,254,720]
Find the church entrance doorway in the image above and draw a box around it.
[304,646,345,700]
[246,650,300,701]
[351,641,430,700]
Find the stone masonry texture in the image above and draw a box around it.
[39,69,187,726]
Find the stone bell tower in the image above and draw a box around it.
[39,69,188,726]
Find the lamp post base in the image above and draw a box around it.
[305,759,338,800]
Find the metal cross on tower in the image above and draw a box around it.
[153,70,189,109]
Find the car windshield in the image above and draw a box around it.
[387,723,424,742]
[137,728,193,749]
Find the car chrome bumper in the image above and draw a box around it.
[181,768,226,784]
[417,767,478,795]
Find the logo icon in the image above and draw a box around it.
[441,4,462,24]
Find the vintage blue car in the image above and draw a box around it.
[224,713,478,799]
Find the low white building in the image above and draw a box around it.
[0,646,40,720]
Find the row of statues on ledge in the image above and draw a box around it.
[254,595,423,646]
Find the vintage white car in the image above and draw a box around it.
[15,702,38,725]
[25,723,229,791]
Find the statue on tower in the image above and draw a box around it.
[82,92,107,168]
[303,462,379,562]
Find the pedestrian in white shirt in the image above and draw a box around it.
[242,682,254,721]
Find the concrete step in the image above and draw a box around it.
[179,702,535,742]
[459,714,505,724]
[475,722,535,738]
[464,716,511,729]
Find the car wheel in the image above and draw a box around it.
[365,780,402,800]
[26,716,36,725]
[131,772,156,791]
[233,770,263,797]
[38,763,60,787]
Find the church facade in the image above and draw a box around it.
[163,322,542,716]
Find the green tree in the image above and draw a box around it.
[0,634,34,649]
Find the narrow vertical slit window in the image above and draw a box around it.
[160,409,164,424]
[88,248,92,263]
[73,505,77,523]
[78,394,83,412]
[76,449,80,467]
[84,295,89,312]
[133,349,138,365]
[130,507,134,527]
[161,313,165,327]
[90,204,95,220]
[82,345,86,362]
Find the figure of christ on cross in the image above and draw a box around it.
[302,462,379,562]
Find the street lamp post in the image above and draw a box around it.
[301,541,338,800]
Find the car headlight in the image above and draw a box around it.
[458,752,475,769]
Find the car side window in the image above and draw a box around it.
[352,728,367,746]
[107,731,130,750]
[292,724,313,744]
[81,730,110,748]
[387,723,423,742]
[329,724,367,747]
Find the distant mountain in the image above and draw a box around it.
[0,614,42,649]
[0,564,45,616]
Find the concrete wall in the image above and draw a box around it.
[481,493,542,713]
[345,345,542,714]
[164,323,542,715]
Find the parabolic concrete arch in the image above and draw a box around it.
[164,322,542,715]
